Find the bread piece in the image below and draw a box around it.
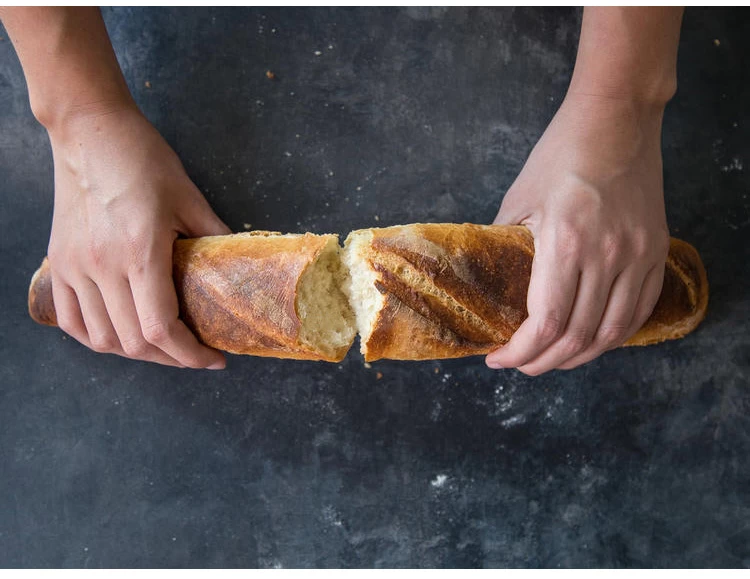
[343,223,708,362]
[29,231,357,362]
[28,224,708,364]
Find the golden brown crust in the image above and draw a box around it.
[173,232,347,361]
[29,231,349,362]
[356,223,709,361]
[27,224,709,364]
[622,237,709,347]
[360,224,534,361]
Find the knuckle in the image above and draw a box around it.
[654,230,671,258]
[89,332,118,353]
[536,315,564,343]
[142,318,176,345]
[598,324,629,348]
[121,335,149,358]
[561,327,594,354]
[602,233,624,270]
[554,225,583,259]
[85,239,109,269]
[124,230,152,263]
[57,314,82,337]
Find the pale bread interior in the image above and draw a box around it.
[342,230,384,355]
[296,236,357,358]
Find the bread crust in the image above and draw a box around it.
[29,231,351,362]
[27,224,708,364]
[354,224,708,361]
[173,231,349,361]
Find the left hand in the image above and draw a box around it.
[486,92,670,375]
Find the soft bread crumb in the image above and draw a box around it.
[297,237,356,358]
[342,230,384,357]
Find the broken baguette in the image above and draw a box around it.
[29,231,357,362]
[27,224,708,363]
[343,224,708,361]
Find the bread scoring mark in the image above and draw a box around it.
[371,256,498,346]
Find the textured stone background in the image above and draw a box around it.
[0,7,748,568]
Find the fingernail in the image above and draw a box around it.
[486,359,504,370]
[207,361,226,370]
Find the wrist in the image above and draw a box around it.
[33,84,137,138]
[567,70,676,110]
[560,89,667,131]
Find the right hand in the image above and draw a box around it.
[47,104,231,368]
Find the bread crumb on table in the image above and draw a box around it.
[266,70,276,80]
[363,362,372,369]
[376,372,383,380]
[243,223,252,230]
[713,38,721,47]
[144,81,152,88]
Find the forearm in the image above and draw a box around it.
[0,7,135,132]
[569,7,684,106]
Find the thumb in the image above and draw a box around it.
[493,184,526,226]
[179,192,232,238]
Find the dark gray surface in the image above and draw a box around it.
[0,7,748,568]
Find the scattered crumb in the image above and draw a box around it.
[356,186,362,191]
[376,372,383,380]
[374,215,380,221]
[272,28,277,33]
[720,157,743,173]
[328,44,334,50]
[434,367,440,374]
[314,50,322,56]
[713,38,721,47]
[431,474,448,488]
[364,362,372,369]
[243,223,252,230]
[266,70,276,80]
[295,133,301,138]
[283,151,292,157]
[144,80,152,88]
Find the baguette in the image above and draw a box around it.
[29,231,357,362]
[28,224,708,363]
[343,224,708,361]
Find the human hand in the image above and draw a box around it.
[47,105,231,368]
[486,93,671,375]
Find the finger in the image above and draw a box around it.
[493,185,527,226]
[99,277,186,367]
[75,278,122,355]
[556,267,646,370]
[622,264,665,343]
[178,187,232,237]
[486,245,579,369]
[129,253,226,370]
[516,269,612,376]
[51,279,91,347]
